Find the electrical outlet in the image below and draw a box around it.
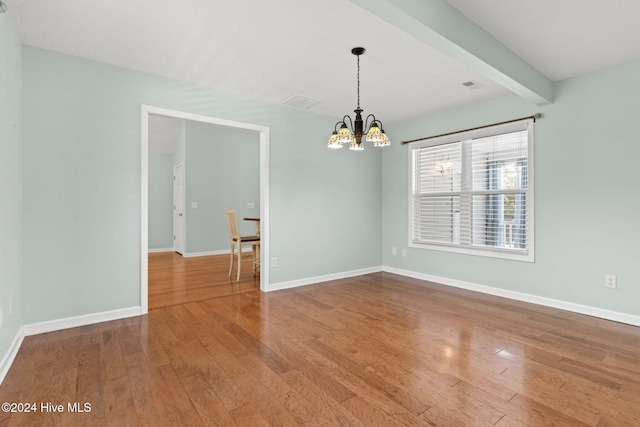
[401,248,407,257]
[605,275,617,289]
[392,247,397,255]
[271,257,277,267]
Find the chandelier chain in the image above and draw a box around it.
[357,54,360,109]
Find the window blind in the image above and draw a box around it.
[410,120,533,261]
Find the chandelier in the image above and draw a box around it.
[327,47,390,151]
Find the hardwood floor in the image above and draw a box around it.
[2,259,640,425]
[148,251,260,310]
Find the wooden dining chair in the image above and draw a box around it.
[225,209,260,281]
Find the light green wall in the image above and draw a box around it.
[173,123,185,169]
[383,59,640,316]
[148,152,174,249]
[184,122,260,254]
[0,13,23,363]
[21,46,382,323]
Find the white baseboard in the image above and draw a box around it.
[148,249,254,258]
[148,247,174,253]
[268,266,383,292]
[22,306,143,337]
[383,266,640,327]
[0,329,25,386]
[183,249,231,258]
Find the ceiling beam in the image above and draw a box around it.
[350,0,554,106]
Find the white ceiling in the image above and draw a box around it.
[446,0,640,82]
[6,0,640,125]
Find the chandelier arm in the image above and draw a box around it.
[364,114,378,132]
[334,121,346,132]
[342,115,354,132]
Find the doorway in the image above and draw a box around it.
[140,105,270,314]
[173,163,185,254]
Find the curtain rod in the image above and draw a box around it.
[400,113,542,145]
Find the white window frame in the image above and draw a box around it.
[408,119,534,262]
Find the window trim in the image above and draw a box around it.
[408,119,535,262]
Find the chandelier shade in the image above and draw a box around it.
[337,124,354,144]
[327,47,391,151]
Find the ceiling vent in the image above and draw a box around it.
[462,80,484,90]
[281,94,322,110]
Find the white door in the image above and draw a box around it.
[173,164,185,254]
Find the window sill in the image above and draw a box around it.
[408,241,534,263]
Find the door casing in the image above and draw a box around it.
[141,105,270,314]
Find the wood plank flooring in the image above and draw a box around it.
[148,251,260,310]
[2,255,640,425]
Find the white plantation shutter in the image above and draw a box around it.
[410,119,534,261]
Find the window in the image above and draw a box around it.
[409,119,534,261]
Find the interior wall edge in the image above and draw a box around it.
[0,329,24,387]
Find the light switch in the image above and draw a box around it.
[191,202,198,209]
[247,202,255,209]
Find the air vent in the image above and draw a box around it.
[462,80,484,90]
[281,94,322,110]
